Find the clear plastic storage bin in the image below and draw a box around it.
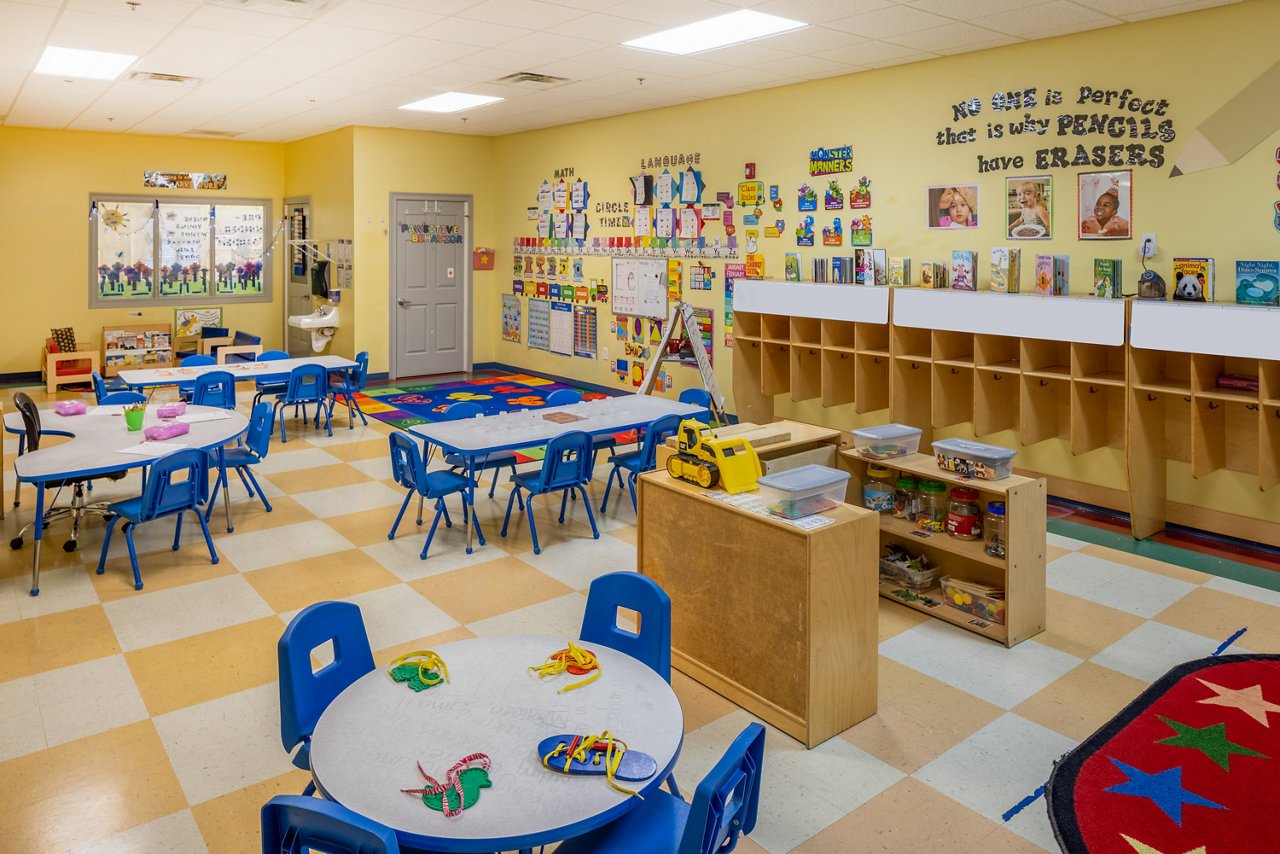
[932,438,1017,481]
[851,423,923,461]
[756,464,851,519]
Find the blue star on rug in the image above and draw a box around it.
[1105,758,1226,826]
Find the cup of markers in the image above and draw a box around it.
[123,403,146,432]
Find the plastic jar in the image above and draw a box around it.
[863,464,896,513]
[984,501,1007,558]
[946,487,983,540]
[893,476,919,521]
[916,480,947,532]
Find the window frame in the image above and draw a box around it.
[88,192,274,308]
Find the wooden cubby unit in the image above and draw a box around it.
[975,334,1020,372]
[893,325,932,362]
[1072,343,1126,387]
[1130,349,1191,393]
[1020,375,1070,444]
[933,331,974,366]
[855,322,890,356]
[1262,404,1280,492]
[822,349,856,408]
[1021,338,1071,378]
[761,341,791,397]
[855,353,890,414]
[761,314,791,343]
[840,451,1046,647]
[791,316,821,347]
[1263,362,1280,405]
[890,356,932,441]
[822,319,857,350]
[791,345,822,402]
[933,365,974,428]
[734,312,761,340]
[1070,382,1125,455]
[975,368,1019,436]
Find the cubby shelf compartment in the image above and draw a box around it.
[1020,375,1071,445]
[1072,343,1126,387]
[840,451,1046,647]
[733,311,761,340]
[822,319,857,349]
[791,316,821,347]
[975,368,1019,436]
[790,344,822,402]
[855,353,890,414]
[761,341,791,397]
[822,349,856,408]
[761,314,791,343]
[932,364,974,428]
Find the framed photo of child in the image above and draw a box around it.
[926,185,979,229]
[1006,175,1052,239]
[1078,170,1132,240]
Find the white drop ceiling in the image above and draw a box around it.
[0,0,1242,141]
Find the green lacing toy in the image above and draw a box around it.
[402,754,492,817]
[388,650,449,692]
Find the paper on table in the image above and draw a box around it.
[117,442,189,457]
[88,406,126,416]
[178,410,233,423]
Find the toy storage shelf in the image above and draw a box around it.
[1127,301,1280,538]
[840,451,1047,647]
[102,324,174,377]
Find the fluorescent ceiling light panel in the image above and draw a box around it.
[399,92,503,113]
[35,46,137,80]
[623,10,807,55]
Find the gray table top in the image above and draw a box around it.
[309,634,684,852]
[117,354,357,388]
[7,406,248,482]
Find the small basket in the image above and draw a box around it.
[939,575,1006,624]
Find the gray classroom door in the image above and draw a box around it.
[390,194,470,380]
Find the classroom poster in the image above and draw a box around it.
[690,306,713,367]
[501,294,521,343]
[573,305,597,358]
[549,300,574,356]
[528,298,550,350]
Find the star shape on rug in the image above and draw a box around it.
[1197,678,1280,726]
[1120,834,1207,854]
[1156,715,1268,770]
[1105,758,1226,825]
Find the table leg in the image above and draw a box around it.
[465,457,476,554]
[29,484,44,596]
[220,447,233,533]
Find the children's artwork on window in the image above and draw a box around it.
[502,294,521,343]
[95,201,156,300]
[1005,176,1053,239]
[214,204,265,295]
[927,185,980,230]
[1078,170,1132,240]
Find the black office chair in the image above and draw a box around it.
[9,392,128,554]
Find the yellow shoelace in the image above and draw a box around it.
[541,731,641,798]
[527,640,601,693]
[388,650,450,687]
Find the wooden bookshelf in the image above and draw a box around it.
[102,323,174,377]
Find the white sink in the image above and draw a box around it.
[288,305,339,329]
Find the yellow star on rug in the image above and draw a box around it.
[1121,834,1206,854]
[1197,678,1280,726]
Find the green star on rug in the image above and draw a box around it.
[1155,716,1268,770]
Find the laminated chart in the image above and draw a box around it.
[528,298,550,351]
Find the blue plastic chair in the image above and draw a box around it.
[90,370,127,403]
[274,364,332,443]
[278,601,375,797]
[581,571,672,682]
[95,447,218,590]
[388,431,481,558]
[99,391,146,405]
[252,350,290,407]
[329,351,370,429]
[175,326,229,361]
[192,369,237,409]
[554,723,765,854]
[206,401,274,521]
[500,430,598,555]
[601,413,682,514]
[679,387,713,423]
[261,795,399,854]
[547,388,617,466]
[441,401,519,500]
[176,354,216,402]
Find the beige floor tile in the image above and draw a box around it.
[478,497,603,555]
[877,598,930,641]
[265,462,372,494]
[0,604,120,682]
[320,438,391,462]
[327,505,405,548]
[0,538,88,579]
[373,624,477,666]
[980,825,1059,852]
[672,667,740,733]
[191,769,313,854]
[125,617,283,716]
[1036,589,1145,660]
[1078,543,1210,584]
[243,549,400,613]
[1046,543,1071,564]
[211,494,316,535]
[1013,660,1148,741]
[409,555,574,624]
[607,523,637,546]
[1155,585,1280,651]
[0,721,187,852]
[876,656,935,706]
[91,547,236,602]
[843,674,1003,774]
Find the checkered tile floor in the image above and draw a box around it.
[1,384,1275,853]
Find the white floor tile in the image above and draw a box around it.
[879,620,1081,709]
[153,682,296,805]
[0,675,45,761]
[517,532,636,590]
[35,654,150,749]
[1091,621,1242,683]
[0,563,99,624]
[1046,532,1091,550]
[216,520,354,572]
[915,713,1076,825]
[1004,800,1061,853]
[301,424,387,445]
[1205,575,1280,608]
[1048,552,1196,618]
[252,447,342,475]
[466,591,588,639]
[325,583,459,651]
[103,574,274,651]
[347,457,393,481]
[70,809,208,854]
[291,482,405,518]
[362,536,494,582]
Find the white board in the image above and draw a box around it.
[733,280,889,323]
[611,256,667,319]
[893,288,1127,345]
[1131,300,1280,359]
[549,300,573,356]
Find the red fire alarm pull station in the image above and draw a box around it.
[744,163,756,179]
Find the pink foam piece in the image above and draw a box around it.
[54,400,87,416]
[156,402,186,418]
[143,421,190,441]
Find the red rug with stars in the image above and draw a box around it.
[1047,654,1280,853]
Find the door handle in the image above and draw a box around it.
[397,298,410,307]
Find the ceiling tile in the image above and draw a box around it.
[612,0,743,26]
[752,0,896,25]
[182,4,308,37]
[457,0,590,27]
[541,0,629,10]
[137,47,252,79]
[0,44,41,73]
[315,0,444,32]
[814,39,933,65]
[256,38,369,65]
[378,0,475,12]
[162,25,280,55]
[286,21,401,49]
[1117,0,1235,21]
[888,21,1012,52]
[696,43,796,68]
[64,0,199,25]
[758,24,872,54]
[545,13,659,43]
[412,16,533,48]
[750,54,865,81]
[827,5,954,38]
[498,29,610,60]
[0,1,58,29]
[861,49,938,69]
[904,0,1032,17]
[969,1,1120,37]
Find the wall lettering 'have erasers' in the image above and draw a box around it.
[936,85,1176,172]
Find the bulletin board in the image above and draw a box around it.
[549,300,574,355]
[611,256,668,319]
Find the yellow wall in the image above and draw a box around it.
[487,0,1280,524]
[0,127,284,375]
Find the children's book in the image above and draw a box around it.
[784,253,801,282]
[990,248,1019,294]
[1172,257,1214,302]
[871,249,887,286]
[832,256,847,284]
[812,257,828,283]
[950,250,977,291]
[919,263,935,288]
[1035,255,1053,295]
[888,256,911,287]
[1053,255,1069,295]
[854,248,870,285]
[1093,259,1122,298]
[931,262,949,289]
[1235,260,1280,306]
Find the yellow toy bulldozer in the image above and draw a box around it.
[665,419,762,494]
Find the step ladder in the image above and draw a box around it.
[638,300,726,425]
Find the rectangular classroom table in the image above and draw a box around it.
[117,354,357,390]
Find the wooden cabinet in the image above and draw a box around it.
[840,451,1047,647]
[636,471,879,748]
[102,324,174,377]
